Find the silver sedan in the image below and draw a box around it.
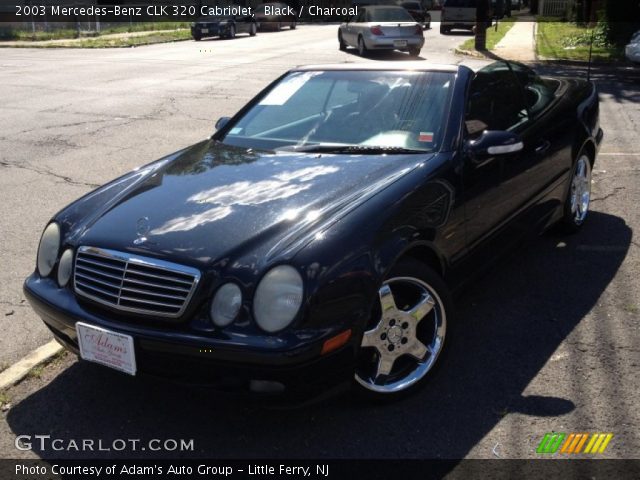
[338,6,425,57]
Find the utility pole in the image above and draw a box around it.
[475,0,490,51]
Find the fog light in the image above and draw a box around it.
[210,283,242,327]
[57,248,74,287]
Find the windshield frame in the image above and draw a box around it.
[213,68,457,155]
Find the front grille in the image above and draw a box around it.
[73,246,200,318]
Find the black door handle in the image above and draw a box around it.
[535,140,551,155]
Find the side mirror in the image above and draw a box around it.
[467,130,523,158]
[215,116,231,131]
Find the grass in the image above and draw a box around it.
[2,29,191,48]
[0,391,9,406]
[0,28,79,41]
[100,22,190,35]
[24,350,68,380]
[70,29,191,48]
[26,365,45,379]
[536,19,623,61]
[460,17,516,52]
[0,22,190,41]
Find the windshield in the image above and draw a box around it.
[401,3,422,10]
[220,70,453,153]
[367,7,415,22]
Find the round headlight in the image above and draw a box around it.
[37,223,60,277]
[210,283,242,327]
[253,265,303,333]
[57,248,74,287]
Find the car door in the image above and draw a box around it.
[508,62,573,216]
[461,61,532,252]
[344,9,366,45]
[235,15,246,34]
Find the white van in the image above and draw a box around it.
[440,0,476,34]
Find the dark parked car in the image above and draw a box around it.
[398,1,432,29]
[191,15,257,40]
[25,61,602,400]
[254,3,297,31]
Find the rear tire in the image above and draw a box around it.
[440,25,449,34]
[353,259,452,401]
[193,35,202,41]
[358,36,368,57]
[409,46,421,57]
[250,23,257,36]
[227,25,236,39]
[290,21,296,29]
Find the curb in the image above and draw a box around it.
[454,46,492,59]
[0,340,63,391]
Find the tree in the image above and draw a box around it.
[475,0,491,50]
[604,0,640,45]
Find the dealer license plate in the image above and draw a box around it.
[76,322,136,376]
[201,28,209,34]
[394,40,408,47]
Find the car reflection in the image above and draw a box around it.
[151,165,340,235]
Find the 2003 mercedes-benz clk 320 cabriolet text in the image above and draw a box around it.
[25,62,602,400]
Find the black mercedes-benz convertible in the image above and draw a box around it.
[25,61,602,400]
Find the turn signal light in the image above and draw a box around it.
[370,26,384,36]
[321,329,352,355]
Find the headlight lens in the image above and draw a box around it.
[57,248,74,287]
[210,283,242,327]
[253,266,303,333]
[37,223,60,277]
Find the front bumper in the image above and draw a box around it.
[24,274,356,400]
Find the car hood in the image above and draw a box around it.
[69,140,430,269]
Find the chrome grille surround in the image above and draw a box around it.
[73,246,201,318]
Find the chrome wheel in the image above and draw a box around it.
[355,276,446,394]
[570,155,592,224]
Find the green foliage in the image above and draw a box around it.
[562,21,609,48]
[536,20,623,61]
[604,0,640,45]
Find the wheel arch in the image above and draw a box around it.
[394,242,446,279]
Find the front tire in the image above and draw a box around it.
[560,152,593,232]
[227,25,236,39]
[338,31,347,51]
[290,21,296,29]
[354,259,452,400]
[250,23,257,36]
[440,25,449,35]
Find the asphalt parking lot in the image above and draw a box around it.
[0,23,638,461]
